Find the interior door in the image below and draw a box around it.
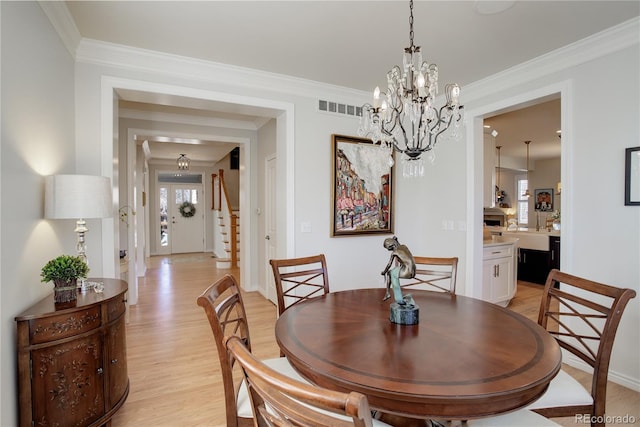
[159,183,204,254]
[264,155,277,303]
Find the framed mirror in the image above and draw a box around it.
[625,147,640,206]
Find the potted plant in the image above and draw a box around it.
[40,255,89,304]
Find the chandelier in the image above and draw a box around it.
[177,153,190,171]
[358,0,464,177]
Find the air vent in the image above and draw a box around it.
[318,100,362,118]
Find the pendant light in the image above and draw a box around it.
[177,153,190,171]
[523,141,531,198]
[496,145,502,203]
[492,130,502,204]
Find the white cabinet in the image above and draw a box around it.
[482,241,517,307]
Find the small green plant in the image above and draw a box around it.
[40,255,89,284]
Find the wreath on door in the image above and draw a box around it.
[179,201,196,218]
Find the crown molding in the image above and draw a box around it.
[44,4,637,107]
[75,39,369,103]
[463,17,640,102]
[38,1,81,59]
[119,108,260,131]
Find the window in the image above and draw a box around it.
[516,175,529,225]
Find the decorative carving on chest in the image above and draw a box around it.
[37,341,100,377]
[33,312,100,337]
[36,341,102,421]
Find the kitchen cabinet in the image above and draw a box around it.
[518,248,551,284]
[517,236,560,284]
[482,240,517,307]
[15,278,129,427]
[550,235,561,270]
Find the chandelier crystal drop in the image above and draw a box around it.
[177,153,190,171]
[358,0,464,178]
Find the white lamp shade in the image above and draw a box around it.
[45,175,113,219]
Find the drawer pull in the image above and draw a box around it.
[97,367,104,375]
[111,359,118,364]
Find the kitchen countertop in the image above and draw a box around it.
[487,226,560,237]
[483,236,519,247]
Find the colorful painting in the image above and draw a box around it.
[331,134,393,236]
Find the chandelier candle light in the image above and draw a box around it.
[358,0,464,178]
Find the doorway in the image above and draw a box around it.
[157,180,205,254]
[104,77,295,295]
[464,81,570,300]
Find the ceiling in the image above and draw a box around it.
[64,1,639,164]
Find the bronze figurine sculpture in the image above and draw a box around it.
[382,236,419,324]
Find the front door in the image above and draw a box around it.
[159,183,204,254]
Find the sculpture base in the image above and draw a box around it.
[390,295,419,325]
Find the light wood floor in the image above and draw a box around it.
[111,254,639,426]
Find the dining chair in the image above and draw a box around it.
[196,274,311,427]
[269,254,330,316]
[526,269,637,427]
[225,335,391,427]
[401,256,458,294]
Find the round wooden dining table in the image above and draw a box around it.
[275,288,562,420]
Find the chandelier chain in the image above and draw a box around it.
[409,0,414,48]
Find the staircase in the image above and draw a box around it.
[212,169,239,269]
[216,210,239,269]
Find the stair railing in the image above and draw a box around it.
[212,170,238,267]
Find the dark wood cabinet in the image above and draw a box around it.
[518,248,551,284]
[15,278,129,427]
[517,236,561,285]
[550,236,561,270]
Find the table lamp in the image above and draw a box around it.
[45,174,113,265]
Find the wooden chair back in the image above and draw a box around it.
[401,256,458,294]
[225,335,375,427]
[270,254,330,316]
[534,269,636,423]
[196,274,252,427]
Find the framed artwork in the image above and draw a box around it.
[331,134,393,236]
[534,188,554,212]
[625,146,640,206]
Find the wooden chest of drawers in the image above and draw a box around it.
[15,278,129,427]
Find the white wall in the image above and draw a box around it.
[0,3,77,425]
